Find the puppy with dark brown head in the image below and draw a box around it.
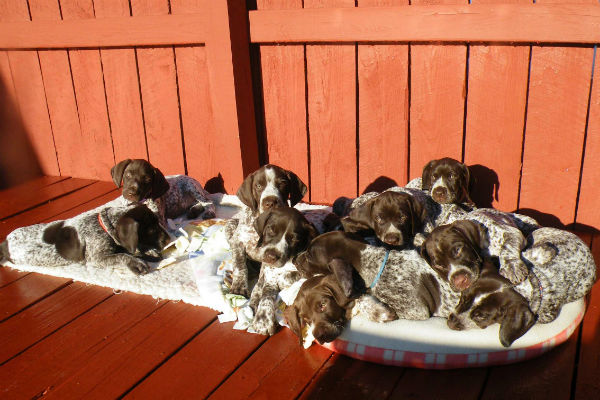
[247,207,319,335]
[422,157,473,205]
[421,220,489,292]
[341,191,426,247]
[236,164,307,215]
[447,263,536,347]
[111,159,214,228]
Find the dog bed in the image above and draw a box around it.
[2,195,589,368]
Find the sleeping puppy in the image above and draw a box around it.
[242,207,319,335]
[446,261,536,348]
[111,159,215,228]
[406,157,474,206]
[1,204,170,275]
[340,191,427,247]
[226,164,308,297]
[421,209,540,288]
[294,231,460,322]
[284,274,397,346]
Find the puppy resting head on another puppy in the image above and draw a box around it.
[422,157,473,205]
[421,220,489,292]
[237,164,307,215]
[342,191,426,247]
[111,159,169,203]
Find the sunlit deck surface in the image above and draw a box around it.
[1,176,599,399]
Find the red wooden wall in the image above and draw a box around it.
[1,1,599,230]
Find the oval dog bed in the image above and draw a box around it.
[318,299,585,369]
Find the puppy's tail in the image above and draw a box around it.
[0,240,10,264]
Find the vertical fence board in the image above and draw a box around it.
[409,0,467,180]
[518,0,595,227]
[170,0,219,188]
[203,0,260,193]
[576,49,599,230]
[357,0,409,194]
[305,0,356,204]
[59,0,114,181]
[28,0,80,180]
[257,0,309,198]
[0,0,59,176]
[94,0,148,164]
[130,0,185,176]
[464,0,531,211]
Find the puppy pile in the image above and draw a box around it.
[1,157,596,349]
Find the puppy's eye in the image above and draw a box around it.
[126,172,132,177]
[431,174,438,180]
[449,173,456,180]
[452,245,463,257]
[375,215,384,224]
[255,183,262,190]
[318,299,328,312]
[471,309,488,322]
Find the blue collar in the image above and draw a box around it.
[369,250,390,289]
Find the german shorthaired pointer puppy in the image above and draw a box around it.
[406,157,474,206]
[284,274,397,345]
[447,227,596,347]
[294,231,460,323]
[1,204,170,275]
[225,164,308,297]
[111,159,215,228]
[246,207,319,335]
[421,209,540,289]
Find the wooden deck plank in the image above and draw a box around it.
[0,177,96,220]
[124,320,267,399]
[0,176,67,206]
[42,190,120,223]
[0,269,27,288]
[298,353,404,400]
[0,293,164,399]
[0,282,113,364]
[0,181,116,240]
[390,367,487,400]
[42,302,218,399]
[0,273,71,322]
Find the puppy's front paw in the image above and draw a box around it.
[499,259,529,284]
[128,258,151,275]
[230,277,250,298]
[251,300,278,336]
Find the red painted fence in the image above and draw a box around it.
[0,0,599,231]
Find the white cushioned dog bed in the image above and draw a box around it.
[319,299,585,369]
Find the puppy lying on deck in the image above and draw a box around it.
[1,204,170,275]
[111,159,215,228]
[288,231,460,344]
[447,228,596,347]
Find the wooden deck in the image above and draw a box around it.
[1,176,600,400]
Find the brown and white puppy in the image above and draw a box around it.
[284,274,397,345]
[226,165,309,297]
[2,204,170,275]
[421,157,473,205]
[447,262,536,348]
[236,164,307,216]
[341,191,426,247]
[294,231,460,323]
[244,207,318,335]
[421,220,489,292]
[111,159,214,228]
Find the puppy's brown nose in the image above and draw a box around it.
[447,314,463,330]
[263,249,280,264]
[451,273,472,291]
[383,233,401,246]
[262,197,279,210]
[432,187,449,203]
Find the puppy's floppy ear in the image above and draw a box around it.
[407,195,427,236]
[323,274,353,308]
[451,220,489,253]
[459,162,475,205]
[236,170,258,211]
[328,258,354,298]
[111,159,132,188]
[253,210,272,247]
[286,170,307,207]
[42,221,66,245]
[421,159,437,190]
[341,199,374,233]
[499,302,536,347]
[302,221,319,248]
[283,304,305,345]
[151,167,169,199]
[115,216,140,254]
